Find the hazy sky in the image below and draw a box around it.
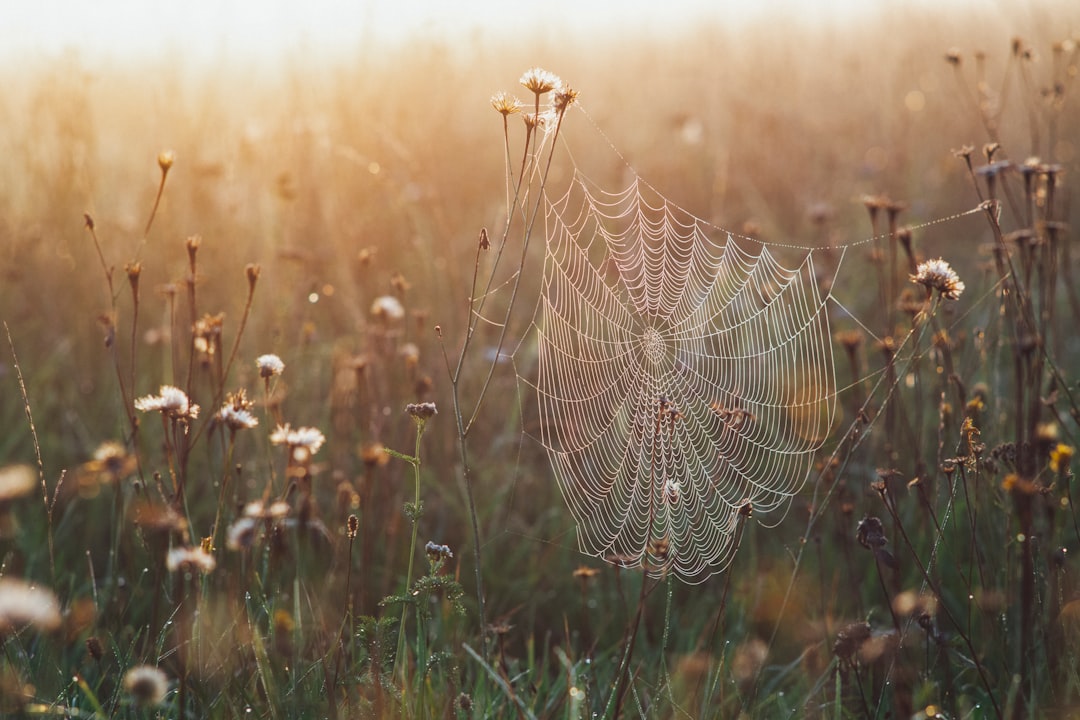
[3,0,948,62]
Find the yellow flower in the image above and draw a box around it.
[1050,444,1075,474]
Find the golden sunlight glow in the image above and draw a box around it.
[1,0,993,62]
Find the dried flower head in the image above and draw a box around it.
[856,516,888,550]
[0,579,62,634]
[243,499,290,519]
[425,541,453,562]
[77,442,138,496]
[370,295,405,322]
[132,500,188,534]
[123,665,169,706]
[217,390,259,431]
[166,546,217,574]
[134,385,200,422]
[360,442,390,468]
[833,622,872,664]
[406,402,438,421]
[270,424,326,455]
[490,91,522,116]
[519,67,561,96]
[0,465,35,503]
[731,638,769,685]
[911,258,965,300]
[226,517,258,550]
[553,85,579,113]
[257,354,285,378]
[399,342,420,369]
[346,514,359,539]
[572,565,600,581]
[391,272,411,295]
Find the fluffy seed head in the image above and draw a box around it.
[134,385,200,421]
[0,579,62,634]
[218,391,259,431]
[519,67,561,96]
[0,465,36,503]
[553,86,579,113]
[123,665,169,706]
[370,295,405,322]
[257,354,285,378]
[490,91,522,116]
[226,517,258,550]
[166,546,217,574]
[911,258,965,300]
[270,424,326,454]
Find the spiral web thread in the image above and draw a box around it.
[532,173,838,582]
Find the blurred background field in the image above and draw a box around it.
[1,0,1079,717]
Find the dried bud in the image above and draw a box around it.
[186,235,201,273]
[246,263,261,292]
[157,151,175,173]
[125,262,142,296]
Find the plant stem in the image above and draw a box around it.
[393,422,425,683]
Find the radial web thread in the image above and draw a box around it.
[533,173,838,582]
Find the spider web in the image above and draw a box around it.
[531,172,839,582]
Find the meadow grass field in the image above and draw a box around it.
[2,5,1080,718]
